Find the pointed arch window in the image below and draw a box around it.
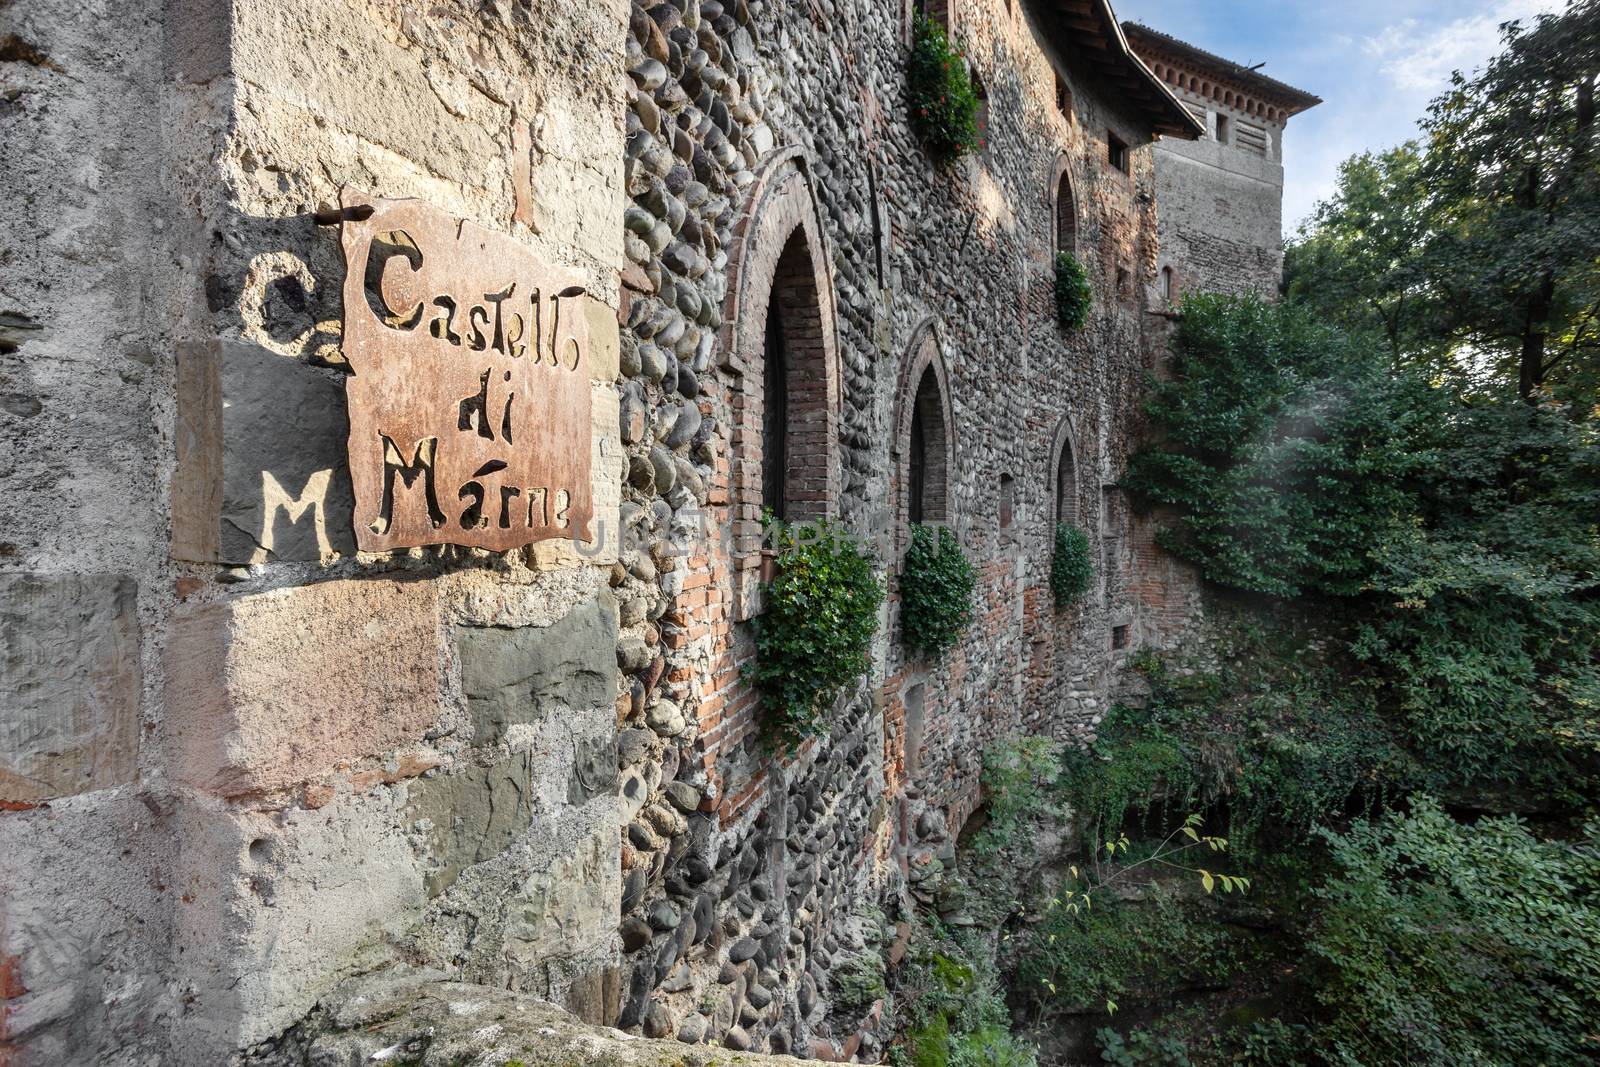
[1056,432,1079,527]
[721,152,840,621]
[1055,170,1078,256]
[897,326,953,534]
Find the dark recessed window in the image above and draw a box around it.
[998,473,1014,528]
[1117,266,1131,295]
[1215,113,1231,145]
[1055,73,1073,124]
[761,296,788,520]
[1055,171,1078,255]
[1107,131,1129,173]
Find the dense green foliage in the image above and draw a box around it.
[1124,295,1422,600]
[1127,293,1600,791]
[1051,523,1093,608]
[907,15,980,164]
[1304,798,1600,1066]
[1054,250,1093,329]
[1059,633,1413,843]
[747,520,882,747]
[900,523,976,658]
[891,922,1037,1067]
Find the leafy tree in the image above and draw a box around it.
[1284,145,1440,364]
[1420,0,1600,406]
[1125,294,1425,599]
[1289,1,1600,410]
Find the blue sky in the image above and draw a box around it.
[1114,0,1564,234]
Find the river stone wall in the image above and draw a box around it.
[603,0,1202,1059]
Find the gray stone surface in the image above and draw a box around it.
[173,340,356,564]
[406,753,537,897]
[0,574,140,803]
[248,966,827,1065]
[457,590,619,746]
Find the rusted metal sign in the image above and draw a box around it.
[338,188,593,552]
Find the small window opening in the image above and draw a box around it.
[1160,266,1175,303]
[908,404,927,525]
[914,0,949,29]
[998,473,1015,529]
[1107,131,1129,174]
[1214,113,1230,145]
[1112,624,1130,650]
[1117,266,1131,296]
[905,363,948,525]
[1055,73,1073,124]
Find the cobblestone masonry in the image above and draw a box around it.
[0,0,1299,1063]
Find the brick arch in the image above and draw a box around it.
[1050,155,1080,257]
[1050,412,1085,528]
[893,319,956,537]
[720,147,841,620]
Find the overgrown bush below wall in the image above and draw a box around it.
[1054,251,1092,329]
[907,14,979,164]
[900,523,976,659]
[1305,797,1600,1067]
[1051,523,1093,608]
[747,519,883,748]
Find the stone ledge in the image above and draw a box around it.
[250,967,830,1067]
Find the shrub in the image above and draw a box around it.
[1054,251,1092,329]
[900,524,976,658]
[1051,523,1093,608]
[896,925,1038,1067]
[1306,797,1600,1066]
[747,519,883,747]
[907,15,980,163]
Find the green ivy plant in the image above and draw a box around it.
[747,519,883,748]
[907,14,980,164]
[1054,251,1092,329]
[900,523,976,658]
[1051,523,1093,608]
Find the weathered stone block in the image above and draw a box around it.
[504,822,621,967]
[586,296,622,382]
[166,578,443,797]
[456,590,619,747]
[173,340,355,565]
[405,752,535,897]
[0,574,140,804]
[172,791,425,1063]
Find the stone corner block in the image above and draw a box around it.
[166,577,443,797]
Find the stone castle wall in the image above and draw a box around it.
[0,0,1216,1063]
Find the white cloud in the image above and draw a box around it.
[1363,0,1564,92]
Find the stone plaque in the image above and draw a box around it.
[339,189,594,552]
